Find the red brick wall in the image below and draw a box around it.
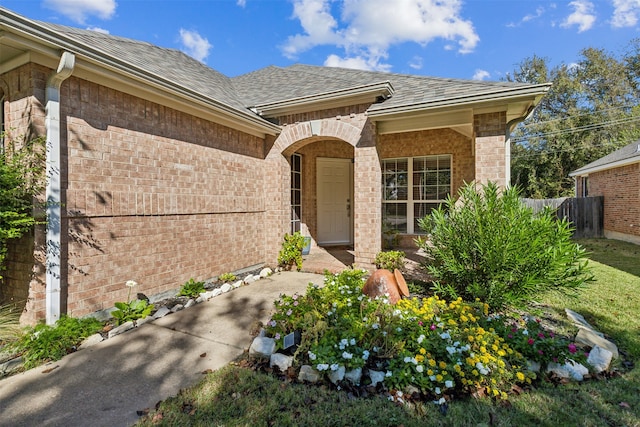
[2,63,273,321]
[474,112,507,186]
[586,163,640,242]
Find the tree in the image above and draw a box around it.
[507,43,640,198]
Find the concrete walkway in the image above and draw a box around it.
[0,271,324,427]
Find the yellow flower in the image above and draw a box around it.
[419,348,426,355]
[436,374,443,382]
[516,372,525,381]
[415,354,425,363]
[439,361,447,369]
[468,335,475,342]
[427,369,434,376]
[429,359,436,367]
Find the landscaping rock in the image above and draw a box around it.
[232,280,243,288]
[270,353,294,372]
[587,345,613,373]
[575,329,619,358]
[171,304,184,313]
[249,337,276,357]
[368,369,385,387]
[328,365,346,384]
[108,321,134,339]
[0,357,23,375]
[260,267,273,278]
[78,333,104,349]
[136,316,154,327]
[565,309,604,337]
[184,299,196,308]
[153,306,171,319]
[547,360,589,381]
[243,275,258,284]
[220,283,233,293]
[212,288,223,298]
[345,367,362,385]
[298,365,320,383]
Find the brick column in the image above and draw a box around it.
[474,112,507,187]
[353,120,380,270]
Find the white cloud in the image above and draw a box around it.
[237,0,247,7]
[324,54,391,71]
[472,69,490,81]
[409,55,423,70]
[283,0,479,71]
[86,26,109,34]
[179,29,212,62]
[561,0,596,32]
[43,0,116,24]
[611,0,640,27]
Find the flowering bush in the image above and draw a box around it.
[262,270,585,402]
[482,315,587,369]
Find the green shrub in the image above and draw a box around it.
[0,303,23,344]
[374,250,406,271]
[0,135,45,279]
[218,272,237,283]
[179,278,205,298]
[111,280,154,325]
[12,315,103,369]
[277,231,306,271]
[416,182,592,311]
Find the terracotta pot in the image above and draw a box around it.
[362,269,409,304]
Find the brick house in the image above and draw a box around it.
[0,8,550,324]
[570,140,640,245]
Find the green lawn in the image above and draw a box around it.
[136,238,640,427]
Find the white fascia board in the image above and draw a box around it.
[367,84,551,118]
[569,156,640,177]
[375,108,473,135]
[253,81,394,117]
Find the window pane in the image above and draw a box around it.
[382,159,408,201]
[414,203,440,234]
[383,203,407,233]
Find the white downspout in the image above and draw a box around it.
[45,51,75,325]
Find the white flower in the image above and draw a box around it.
[445,380,454,388]
[446,346,456,355]
[372,323,380,330]
[125,280,137,287]
[522,329,529,336]
[350,338,356,346]
[342,352,353,359]
[317,363,329,371]
[429,375,436,381]
[435,387,442,395]
[417,334,425,344]
[440,332,451,339]
[404,356,412,363]
[416,365,424,373]
[330,363,340,371]
[396,327,402,332]
[308,351,317,361]
[362,350,370,360]
[437,397,446,405]
[385,370,392,377]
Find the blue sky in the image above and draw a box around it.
[1,0,639,80]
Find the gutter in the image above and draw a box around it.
[45,51,75,325]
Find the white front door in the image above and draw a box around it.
[317,158,352,245]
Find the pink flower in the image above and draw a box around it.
[538,350,544,355]
[527,338,535,345]
[293,301,299,306]
[538,333,545,339]
[568,344,577,354]
[430,324,436,331]
[286,309,292,316]
[418,321,424,326]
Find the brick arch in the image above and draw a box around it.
[273,119,363,156]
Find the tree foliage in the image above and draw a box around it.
[0,135,45,280]
[507,41,640,198]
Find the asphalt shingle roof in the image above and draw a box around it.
[571,140,640,175]
[231,64,539,112]
[14,17,545,124]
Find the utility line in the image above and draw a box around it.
[511,115,640,143]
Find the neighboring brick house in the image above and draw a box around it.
[0,8,550,324]
[570,141,640,245]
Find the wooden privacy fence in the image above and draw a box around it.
[521,196,604,238]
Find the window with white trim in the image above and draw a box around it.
[382,154,451,234]
[291,153,302,233]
